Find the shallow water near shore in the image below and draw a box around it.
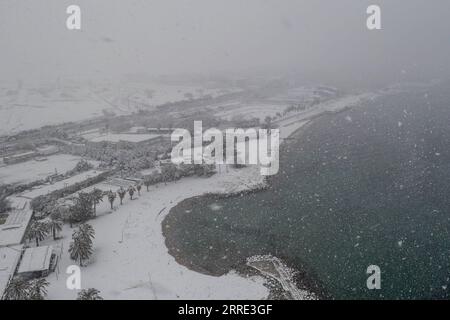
[163,82,450,299]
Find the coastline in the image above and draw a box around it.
[161,92,378,300]
[42,92,378,300]
[45,165,271,299]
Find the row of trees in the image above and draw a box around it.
[29,184,140,238]
[65,184,143,220]
[63,188,106,225]
[26,162,218,247]
[26,187,103,246]
[27,218,62,246]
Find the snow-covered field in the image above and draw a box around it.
[0,82,237,136]
[0,154,96,185]
[216,103,287,122]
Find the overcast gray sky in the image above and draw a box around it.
[1,0,449,85]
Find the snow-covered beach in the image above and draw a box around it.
[45,166,270,299]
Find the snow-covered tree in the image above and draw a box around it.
[4,278,29,300]
[107,190,116,210]
[90,188,104,216]
[47,217,63,240]
[117,188,126,205]
[77,288,103,300]
[0,195,11,214]
[69,223,95,266]
[27,220,49,246]
[71,192,94,222]
[4,277,49,300]
[28,278,49,300]
[128,186,136,200]
[136,183,142,196]
[144,177,152,191]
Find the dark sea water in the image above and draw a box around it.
[163,82,450,299]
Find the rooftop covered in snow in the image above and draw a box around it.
[0,245,24,299]
[0,210,33,247]
[17,245,53,274]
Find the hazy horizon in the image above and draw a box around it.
[1,0,450,87]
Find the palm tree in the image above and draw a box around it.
[263,115,272,129]
[77,288,103,300]
[69,238,89,267]
[78,223,95,241]
[144,177,151,191]
[90,188,104,216]
[117,188,126,205]
[128,186,135,200]
[28,278,49,300]
[203,164,216,176]
[4,277,29,300]
[47,218,63,240]
[136,183,142,196]
[71,192,94,222]
[67,207,78,228]
[69,224,95,266]
[107,190,116,210]
[27,221,49,246]
[48,207,64,239]
[55,204,72,227]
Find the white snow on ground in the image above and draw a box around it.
[45,166,269,300]
[0,83,237,136]
[0,154,97,185]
